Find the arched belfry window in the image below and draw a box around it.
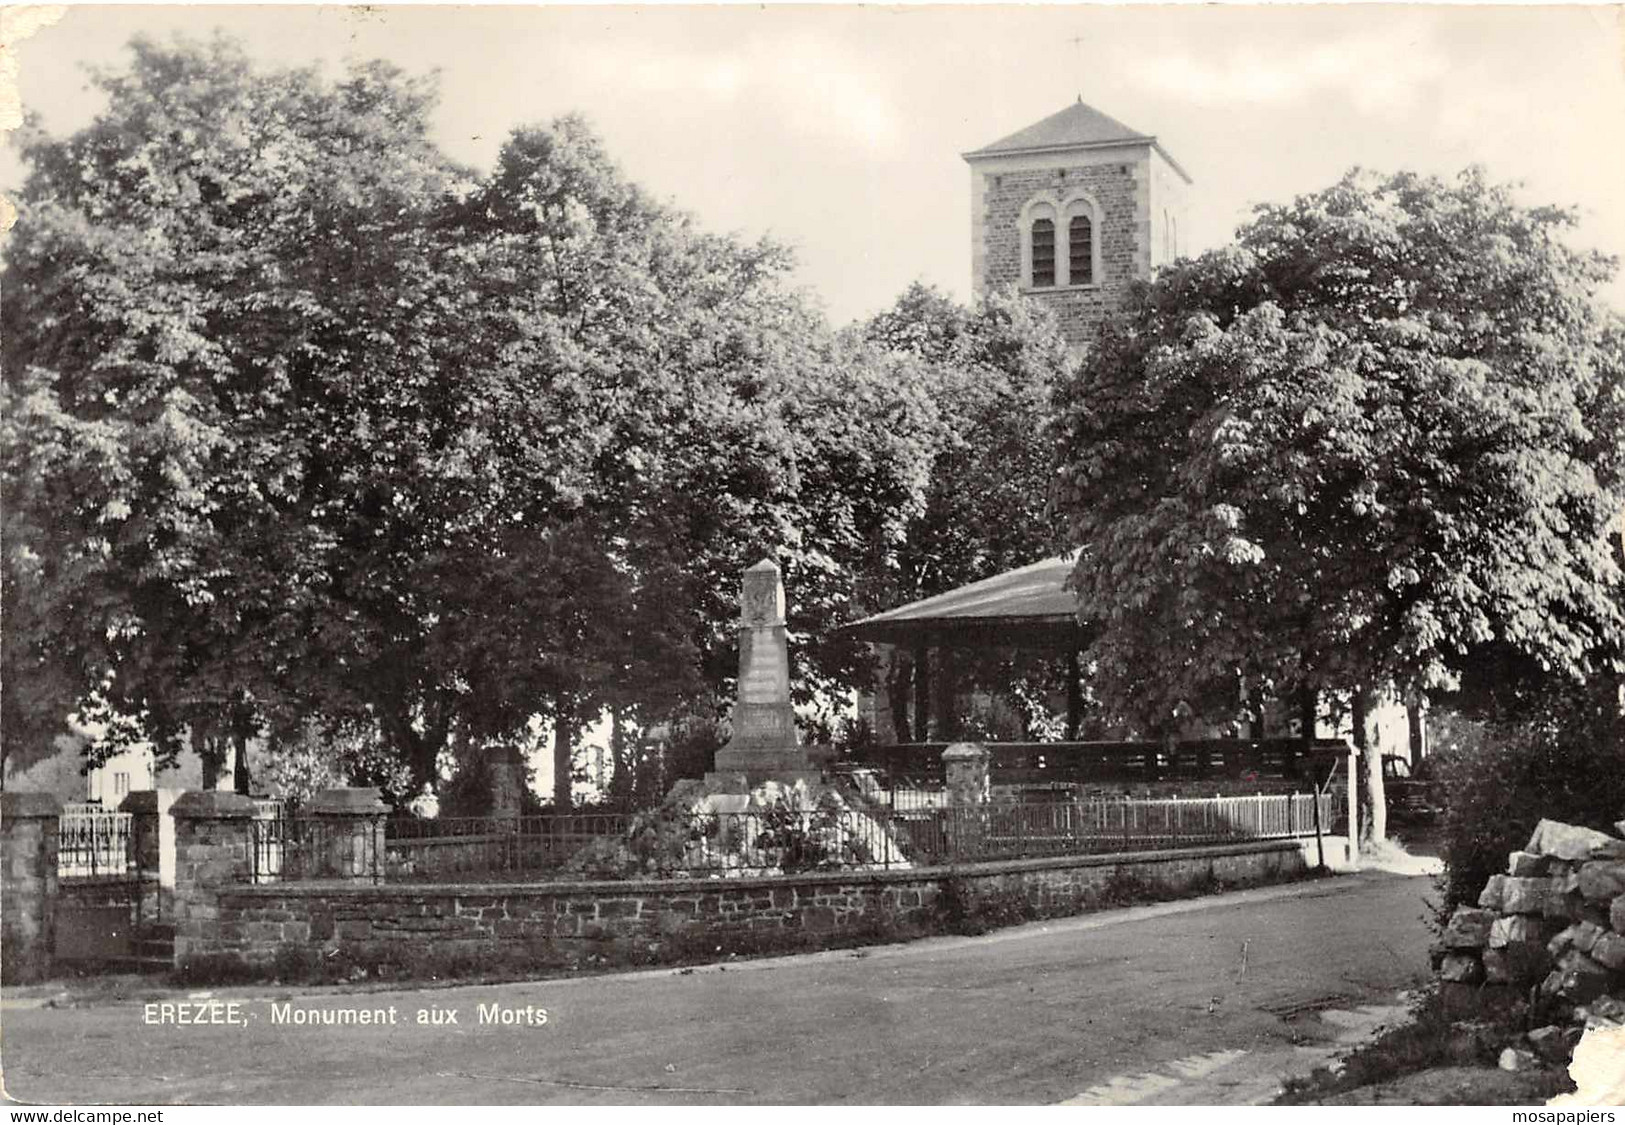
[1068,215,1093,285]
[1031,218,1056,288]
[1022,191,1100,290]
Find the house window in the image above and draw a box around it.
[1031,218,1056,288]
[114,772,130,796]
[1068,215,1093,285]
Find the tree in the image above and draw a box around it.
[1051,168,1625,841]
[2,34,471,784]
[859,283,1075,737]
[4,38,949,808]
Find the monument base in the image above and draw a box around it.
[706,745,823,789]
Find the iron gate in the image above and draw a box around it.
[55,805,167,968]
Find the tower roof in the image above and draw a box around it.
[964,99,1191,182]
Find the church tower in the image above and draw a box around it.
[964,99,1191,348]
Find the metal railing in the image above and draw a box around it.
[250,811,384,884]
[850,738,1351,786]
[382,813,633,882]
[58,805,136,880]
[244,789,1338,884]
[836,766,950,813]
[900,790,1341,864]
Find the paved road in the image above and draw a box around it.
[1,870,1437,1105]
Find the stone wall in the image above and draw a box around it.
[181,839,1310,971]
[1,792,61,983]
[1434,817,1625,1069]
[1436,818,1625,1001]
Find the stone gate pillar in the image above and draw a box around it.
[1,791,61,983]
[171,790,256,961]
[307,787,388,881]
[943,742,991,805]
[487,745,527,826]
[942,743,991,861]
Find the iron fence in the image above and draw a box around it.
[900,790,1341,863]
[249,811,383,884]
[382,813,634,882]
[244,789,1340,884]
[58,805,136,880]
[835,765,950,813]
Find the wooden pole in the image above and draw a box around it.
[1346,742,1360,868]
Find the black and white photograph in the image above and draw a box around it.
[1,1,1623,1110]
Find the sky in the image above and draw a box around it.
[3,3,1625,327]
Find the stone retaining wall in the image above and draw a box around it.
[181,838,1313,970]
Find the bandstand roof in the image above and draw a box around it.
[843,553,1090,648]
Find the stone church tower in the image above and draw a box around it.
[964,99,1191,348]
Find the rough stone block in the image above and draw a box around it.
[1482,941,1549,985]
[1548,921,1606,959]
[803,907,836,932]
[1508,851,1553,877]
[1498,1046,1538,1072]
[1578,861,1625,903]
[1449,903,1495,942]
[1572,921,1606,954]
[1489,915,1546,948]
[1439,953,1484,984]
[1527,819,1618,862]
[1577,995,1625,1029]
[1478,875,1508,911]
[1614,894,1625,934]
[1527,1025,1573,1065]
[1501,876,1568,917]
[1590,930,1625,971]
[1554,950,1612,1003]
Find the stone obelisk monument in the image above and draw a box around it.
[708,558,819,787]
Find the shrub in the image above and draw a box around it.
[1431,681,1625,913]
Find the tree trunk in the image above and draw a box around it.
[608,707,631,810]
[1355,687,1386,845]
[1241,675,1263,741]
[1407,702,1427,763]
[552,706,574,811]
[232,728,251,795]
[1065,650,1083,740]
[193,722,224,791]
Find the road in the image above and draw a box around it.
[1,869,1438,1105]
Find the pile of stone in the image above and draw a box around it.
[1434,818,1625,1068]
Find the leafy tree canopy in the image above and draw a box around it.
[2,35,943,804]
[1051,167,1625,734]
